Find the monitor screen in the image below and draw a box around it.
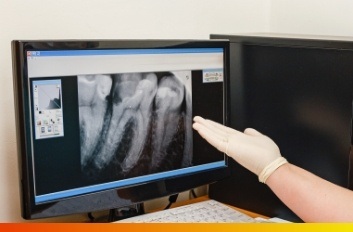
[12,40,230,220]
[209,33,353,222]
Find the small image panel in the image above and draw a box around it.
[32,80,64,139]
[202,69,223,83]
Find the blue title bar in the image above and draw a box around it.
[27,48,224,57]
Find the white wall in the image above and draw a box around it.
[269,0,353,36]
[0,0,270,222]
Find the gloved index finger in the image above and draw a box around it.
[193,116,229,153]
[193,116,237,137]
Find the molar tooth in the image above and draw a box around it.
[151,74,187,170]
[78,74,112,167]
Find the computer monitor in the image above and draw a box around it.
[12,39,230,220]
[209,33,353,222]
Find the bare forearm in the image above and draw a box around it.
[266,163,353,222]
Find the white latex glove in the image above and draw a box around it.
[192,116,287,183]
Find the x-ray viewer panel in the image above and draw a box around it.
[32,80,64,139]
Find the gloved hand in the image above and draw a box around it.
[192,116,288,183]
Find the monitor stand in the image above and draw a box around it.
[107,203,145,222]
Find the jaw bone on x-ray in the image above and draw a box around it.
[78,71,192,181]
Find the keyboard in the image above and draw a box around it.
[115,199,258,223]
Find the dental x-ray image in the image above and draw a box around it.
[78,71,192,182]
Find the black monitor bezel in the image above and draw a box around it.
[12,39,230,220]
